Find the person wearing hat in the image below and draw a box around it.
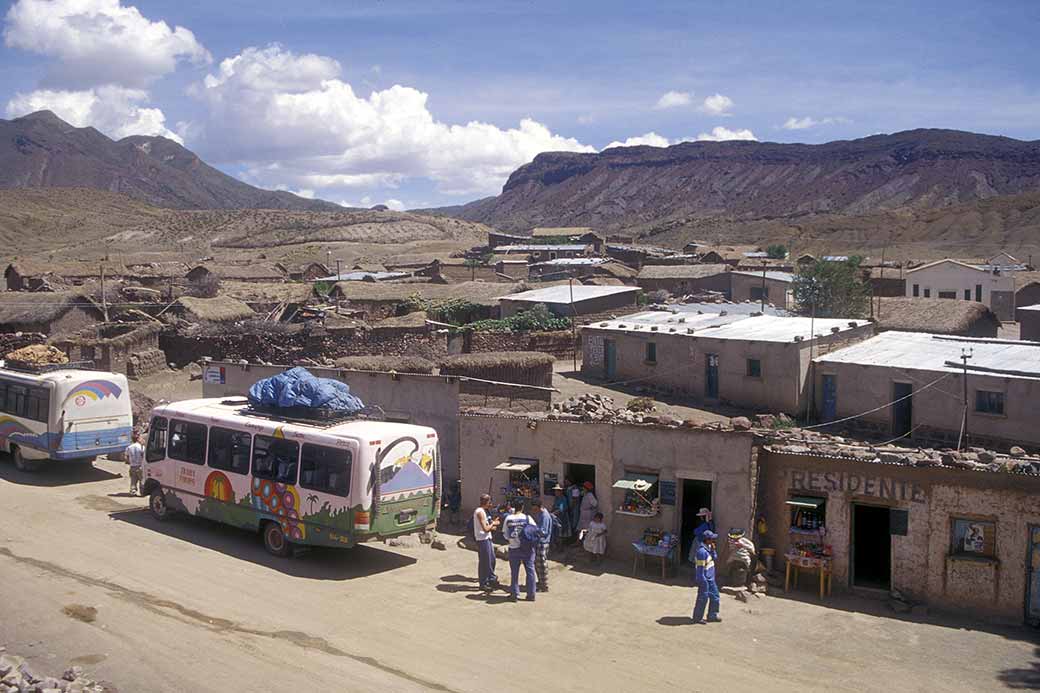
[578,481,599,532]
[692,530,722,623]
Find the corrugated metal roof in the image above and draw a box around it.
[584,312,866,342]
[497,244,589,252]
[316,271,409,282]
[531,258,608,267]
[815,331,1040,379]
[664,302,789,316]
[498,285,640,303]
[731,270,795,283]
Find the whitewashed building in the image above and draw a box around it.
[905,259,1016,320]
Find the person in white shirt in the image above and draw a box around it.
[125,436,145,496]
[473,494,500,591]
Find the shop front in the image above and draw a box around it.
[758,445,1040,622]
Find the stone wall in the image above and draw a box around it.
[127,348,167,379]
[467,330,577,359]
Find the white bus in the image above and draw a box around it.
[141,397,441,556]
[0,365,133,471]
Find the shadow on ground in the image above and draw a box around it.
[0,457,122,487]
[109,507,417,580]
[1000,646,1040,689]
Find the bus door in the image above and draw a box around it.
[166,419,208,494]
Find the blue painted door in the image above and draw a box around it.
[604,340,617,380]
[1027,525,1040,622]
[822,374,837,422]
[705,354,719,399]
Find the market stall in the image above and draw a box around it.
[494,458,540,509]
[784,495,832,598]
[613,476,661,517]
[631,527,680,579]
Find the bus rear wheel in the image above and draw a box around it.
[149,488,171,522]
[12,448,39,472]
[263,522,292,558]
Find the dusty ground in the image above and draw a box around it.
[1,457,1037,692]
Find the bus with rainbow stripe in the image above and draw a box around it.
[0,364,133,471]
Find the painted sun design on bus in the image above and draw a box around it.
[251,477,306,540]
[64,380,123,405]
[204,471,234,503]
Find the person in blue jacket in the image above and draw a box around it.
[692,530,722,624]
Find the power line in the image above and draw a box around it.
[803,371,953,430]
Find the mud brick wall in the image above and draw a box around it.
[468,330,577,359]
[127,348,167,380]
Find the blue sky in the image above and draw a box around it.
[2,0,1039,210]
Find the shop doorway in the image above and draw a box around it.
[564,463,596,492]
[852,504,891,590]
[679,479,713,561]
[892,382,913,438]
[604,340,617,380]
[705,354,719,399]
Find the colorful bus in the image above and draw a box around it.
[0,364,133,471]
[141,397,441,556]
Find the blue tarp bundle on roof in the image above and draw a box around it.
[248,367,364,413]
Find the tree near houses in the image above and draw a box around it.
[766,244,788,259]
[793,257,869,318]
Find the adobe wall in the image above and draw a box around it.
[459,415,755,559]
[466,330,578,360]
[758,449,1040,622]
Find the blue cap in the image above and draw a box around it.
[702,530,718,540]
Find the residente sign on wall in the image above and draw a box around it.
[789,469,925,503]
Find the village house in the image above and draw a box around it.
[758,438,1040,623]
[498,284,640,320]
[1019,305,1040,341]
[728,270,794,308]
[528,258,638,284]
[0,292,105,336]
[873,297,1001,338]
[530,227,604,253]
[905,259,1016,320]
[862,266,907,297]
[813,331,1040,448]
[185,263,287,284]
[51,322,165,379]
[487,230,530,250]
[275,261,329,281]
[219,281,315,318]
[1014,271,1040,314]
[582,312,874,415]
[329,280,511,321]
[495,244,591,263]
[493,258,530,280]
[4,261,127,291]
[605,244,676,269]
[458,413,756,561]
[636,264,732,296]
[172,296,256,324]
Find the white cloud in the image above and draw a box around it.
[654,90,693,110]
[603,132,674,149]
[3,0,210,88]
[782,115,850,130]
[695,126,757,142]
[6,86,182,142]
[340,195,406,211]
[700,93,733,116]
[184,44,595,197]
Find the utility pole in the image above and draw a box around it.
[760,263,767,312]
[336,258,342,281]
[876,243,888,321]
[959,348,974,450]
[569,278,578,373]
[100,264,109,322]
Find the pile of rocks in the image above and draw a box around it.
[0,652,105,693]
[549,393,647,424]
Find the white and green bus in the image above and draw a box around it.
[142,397,441,556]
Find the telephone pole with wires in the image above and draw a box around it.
[958,347,974,450]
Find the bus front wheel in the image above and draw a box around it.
[149,488,170,522]
[12,448,39,473]
[262,522,292,558]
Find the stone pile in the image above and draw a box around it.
[548,393,649,424]
[0,652,105,693]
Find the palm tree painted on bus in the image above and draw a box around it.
[307,494,319,514]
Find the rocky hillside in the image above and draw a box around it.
[437,129,1040,233]
[0,110,341,211]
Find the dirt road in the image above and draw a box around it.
[1,458,1035,692]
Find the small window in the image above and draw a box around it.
[975,284,982,302]
[300,444,352,497]
[252,435,300,484]
[146,417,168,462]
[26,387,49,423]
[975,390,1005,415]
[750,286,769,300]
[616,471,660,515]
[208,427,252,474]
[938,291,956,299]
[964,289,971,300]
[912,284,919,297]
[787,495,826,532]
[923,288,931,298]
[950,518,996,558]
[168,419,207,465]
[0,381,7,413]
[645,342,657,364]
[747,358,762,378]
[6,384,27,418]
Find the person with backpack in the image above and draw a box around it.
[530,499,554,593]
[502,502,538,602]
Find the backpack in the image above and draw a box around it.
[520,523,542,551]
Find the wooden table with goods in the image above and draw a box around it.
[632,531,679,580]
[784,551,832,599]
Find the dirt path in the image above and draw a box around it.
[1,457,1035,692]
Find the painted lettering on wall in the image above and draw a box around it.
[789,469,925,503]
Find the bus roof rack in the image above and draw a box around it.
[1,359,99,375]
[239,403,387,426]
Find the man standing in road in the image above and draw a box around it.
[530,499,553,593]
[474,494,501,591]
[125,435,145,496]
[692,530,722,624]
[502,502,537,602]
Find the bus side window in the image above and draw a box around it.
[208,427,252,475]
[27,387,49,423]
[147,417,168,462]
[0,381,7,413]
[252,435,299,484]
[7,384,27,418]
[169,419,207,465]
[300,444,352,497]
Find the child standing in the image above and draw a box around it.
[583,512,608,563]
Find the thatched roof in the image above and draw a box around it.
[334,355,435,374]
[1016,271,1040,290]
[174,296,255,323]
[332,280,521,306]
[439,351,556,371]
[370,311,429,329]
[220,281,314,304]
[5,260,126,280]
[637,264,730,280]
[187,263,286,281]
[0,292,102,327]
[875,298,1001,335]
